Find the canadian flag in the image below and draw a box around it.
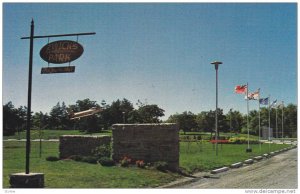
[234,85,247,94]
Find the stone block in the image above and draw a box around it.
[112,123,179,170]
[9,173,44,188]
[59,135,111,158]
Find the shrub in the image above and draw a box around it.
[154,161,169,172]
[228,137,259,144]
[81,156,98,164]
[120,156,132,167]
[46,156,60,162]
[92,144,111,159]
[69,155,83,161]
[98,157,115,166]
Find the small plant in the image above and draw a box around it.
[120,156,132,167]
[98,157,115,167]
[154,161,169,172]
[46,156,60,162]
[92,144,111,159]
[81,156,98,164]
[135,160,145,168]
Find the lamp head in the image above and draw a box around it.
[210,61,222,70]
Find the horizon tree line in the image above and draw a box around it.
[3,99,297,138]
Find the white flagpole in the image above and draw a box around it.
[282,101,284,141]
[258,89,261,150]
[268,95,271,142]
[246,82,251,152]
[276,105,278,139]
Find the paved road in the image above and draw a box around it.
[178,148,297,189]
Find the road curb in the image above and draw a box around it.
[253,156,263,161]
[230,162,243,168]
[269,152,275,156]
[244,159,254,164]
[263,153,269,158]
[211,167,229,174]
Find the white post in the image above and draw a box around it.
[268,95,271,151]
[246,82,251,152]
[275,107,278,139]
[258,89,261,150]
[282,101,284,141]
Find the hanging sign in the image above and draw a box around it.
[41,66,75,74]
[40,40,84,64]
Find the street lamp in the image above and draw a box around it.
[211,61,222,156]
[122,111,126,130]
[122,112,126,124]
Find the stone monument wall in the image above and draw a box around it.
[59,135,111,158]
[112,123,179,170]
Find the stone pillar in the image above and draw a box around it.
[9,173,44,188]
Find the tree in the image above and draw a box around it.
[3,102,18,135]
[49,102,63,129]
[226,110,244,134]
[283,104,297,138]
[69,99,101,133]
[167,111,197,134]
[32,111,50,130]
[129,103,165,123]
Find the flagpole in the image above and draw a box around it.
[268,95,271,151]
[275,106,278,139]
[282,101,284,142]
[258,89,261,151]
[246,82,251,152]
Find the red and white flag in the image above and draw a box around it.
[234,85,247,94]
[245,89,260,100]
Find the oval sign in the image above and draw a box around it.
[40,40,84,64]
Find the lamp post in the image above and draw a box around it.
[122,112,126,124]
[211,61,222,156]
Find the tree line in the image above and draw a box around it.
[167,104,297,138]
[3,98,164,135]
[3,99,297,138]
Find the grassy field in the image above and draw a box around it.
[3,130,112,140]
[3,139,292,188]
[180,142,291,173]
[3,141,180,188]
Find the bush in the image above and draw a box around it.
[92,144,111,159]
[154,161,169,172]
[69,155,83,161]
[228,137,259,144]
[81,156,98,164]
[46,156,60,162]
[98,157,115,166]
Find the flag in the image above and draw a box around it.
[245,90,260,100]
[259,97,269,105]
[270,99,277,108]
[235,85,247,94]
[277,102,284,108]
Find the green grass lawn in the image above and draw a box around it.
[3,130,294,188]
[180,142,291,173]
[3,139,293,188]
[3,141,180,188]
[3,129,112,140]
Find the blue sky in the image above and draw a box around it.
[2,3,297,119]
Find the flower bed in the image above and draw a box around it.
[210,139,229,144]
[210,137,259,144]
